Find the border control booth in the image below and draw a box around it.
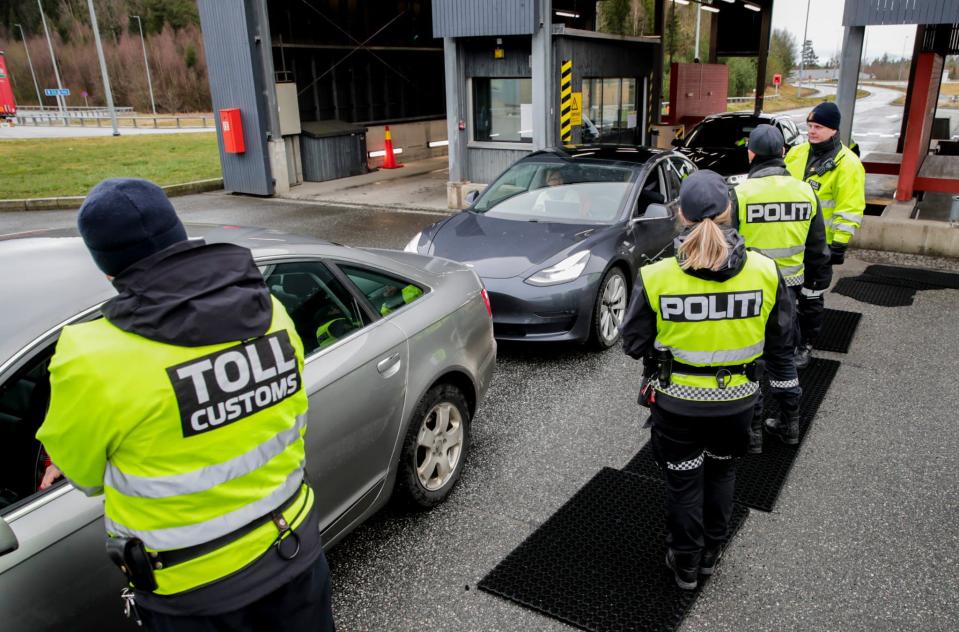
[433,0,659,207]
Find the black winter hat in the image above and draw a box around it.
[679,170,731,222]
[808,101,841,130]
[77,178,188,276]
[748,124,785,157]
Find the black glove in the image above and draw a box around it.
[829,243,847,266]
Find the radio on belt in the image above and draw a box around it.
[219,108,246,154]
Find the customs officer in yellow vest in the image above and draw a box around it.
[621,171,801,590]
[36,179,336,631]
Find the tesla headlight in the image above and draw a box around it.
[404,232,423,253]
[526,251,590,286]
[725,173,748,186]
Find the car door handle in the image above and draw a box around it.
[377,353,401,378]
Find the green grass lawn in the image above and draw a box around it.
[1,133,221,199]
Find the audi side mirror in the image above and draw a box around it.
[0,518,18,557]
[464,190,480,206]
[643,203,671,220]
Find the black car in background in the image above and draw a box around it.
[673,112,804,186]
[405,146,692,349]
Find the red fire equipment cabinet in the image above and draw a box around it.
[219,108,245,154]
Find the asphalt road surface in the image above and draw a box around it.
[2,195,957,631]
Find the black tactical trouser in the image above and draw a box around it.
[650,404,752,567]
[795,286,825,347]
[141,552,336,632]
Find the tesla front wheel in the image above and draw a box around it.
[590,267,628,350]
[396,384,471,509]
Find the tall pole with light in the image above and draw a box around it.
[37,0,66,116]
[697,3,720,61]
[797,0,811,96]
[15,24,44,111]
[86,0,119,135]
[131,15,157,114]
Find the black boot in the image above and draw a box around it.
[765,408,800,445]
[699,545,724,576]
[794,342,813,370]
[666,548,699,590]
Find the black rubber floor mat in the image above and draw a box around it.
[833,277,916,307]
[863,264,959,290]
[815,309,862,353]
[478,468,749,632]
[624,358,841,512]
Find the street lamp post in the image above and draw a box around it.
[15,24,44,111]
[37,0,66,116]
[797,0,811,97]
[131,16,157,115]
[86,0,119,135]
[897,35,909,83]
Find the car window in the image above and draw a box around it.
[0,349,57,515]
[263,262,369,356]
[635,164,667,217]
[339,265,425,317]
[685,118,757,149]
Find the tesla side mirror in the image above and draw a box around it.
[0,518,18,556]
[464,190,480,206]
[671,137,684,147]
[643,204,671,220]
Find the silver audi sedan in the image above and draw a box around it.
[0,225,496,631]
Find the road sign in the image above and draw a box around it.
[81,90,89,98]
[570,92,583,126]
[772,74,782,86]
[44,88,70,97]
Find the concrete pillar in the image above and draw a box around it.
[836,26,865,146]
[531,0,553,150]
[443,38,468,182]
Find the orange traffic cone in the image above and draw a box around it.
[381,125,403,169]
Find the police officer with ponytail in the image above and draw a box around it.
[36,179,335,631]
[621,170,800,590]
[732,124,831,452]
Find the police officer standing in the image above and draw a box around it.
[36,179,335,631]
[621,171,800,590]
[732,124,831,450]
[785,102,866,368]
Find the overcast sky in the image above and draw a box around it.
[769,0,916,63]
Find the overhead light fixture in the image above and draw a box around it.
[701,5,720,12]
[673,0,690,4]
[720,0,735,3]
[743,2,761,11]
[555,10,580,18]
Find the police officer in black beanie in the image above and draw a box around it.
[785,102,865,369]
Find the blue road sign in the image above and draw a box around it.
[44,88,71,97]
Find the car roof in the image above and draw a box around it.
[0,225,448,370]
[522,144,672,167]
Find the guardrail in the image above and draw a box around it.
[14,113,213,129]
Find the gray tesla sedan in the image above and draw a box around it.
[405,146,693,349]
[0,225,495,631]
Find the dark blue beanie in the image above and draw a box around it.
[808,102,841,130]
[77,178,187,276]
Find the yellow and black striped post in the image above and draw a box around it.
[560,59,573,144]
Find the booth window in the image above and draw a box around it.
[473,78,534,143]
[582,77,638,142]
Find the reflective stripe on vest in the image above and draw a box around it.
[785,142,865,246]
[640,251,778,400]
[105,414,308,499]
[735,175,817,284]
[833,211,862,227]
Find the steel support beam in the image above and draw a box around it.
[836,26,865,145]
[652,0,665,125]
[753,4,772,115]
[443,38,467,182]
[531,0,553,150]
[897,52,945,201]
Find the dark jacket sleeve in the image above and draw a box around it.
[803,196,832,291]
[763,272,801,398]
[729,189,741,231]
[621,274,658,360]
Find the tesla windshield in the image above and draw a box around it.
[473,162,636,224]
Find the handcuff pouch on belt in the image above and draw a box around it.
[106,536,158,592]
[638,351,673,407]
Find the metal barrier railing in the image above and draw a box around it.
[13,113,213,129]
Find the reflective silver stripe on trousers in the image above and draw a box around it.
[104,467,305,550]
[104,414,308,499]
[704,450,733,460]
[801,287,825,298]
[770,378,800,389]
[667,453,703,471]
[820,199,837,208]
[758,245,805,258]
[833,211,862,227]
[784,274,805,287]
[656,339,765,365]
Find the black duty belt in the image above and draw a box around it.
[670,360,756,376]
[153,483,305,569]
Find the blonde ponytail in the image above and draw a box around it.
[678,208,732,271]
